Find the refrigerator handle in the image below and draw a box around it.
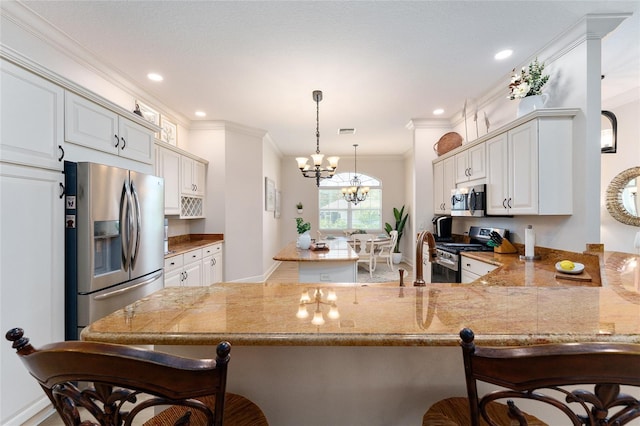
[130,181,142,269]
[93,270,162,301]
[120,182,130,271]
[125,181,135,270]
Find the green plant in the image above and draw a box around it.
[508,57,549,100]
[296,217,311,234]
[296,202,303,209]
[384,205,408,253]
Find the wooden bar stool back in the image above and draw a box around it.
[6,328,268,426]
[423,328,640,425]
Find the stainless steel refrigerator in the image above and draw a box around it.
[65,162,164,340]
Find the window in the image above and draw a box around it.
[318,173,382,231]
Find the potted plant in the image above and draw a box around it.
[508,57,550,117]
[384,205,408,264]
[296,217,311,249]
[296,202,303,214]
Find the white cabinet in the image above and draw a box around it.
[155,145,181,215]
[460,255,498,284]
[433,157,455,214]
[181,156,206,197]
[0,164,65,424]
[486,115,573,215]
[454,142,486,183]
[164,248,204,287]
[65,92,154,164]
[1,60,65,171]
[203,243,223,285]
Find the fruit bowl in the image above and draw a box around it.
[555,261,585,275]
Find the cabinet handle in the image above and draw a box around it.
[507,198,512,208]
[59,182,65,199]
[211,259,214,266]
[170,262,175,266]
[192,254,197,258]
[58,145,65,162]
[121,137,126,149]
[185,271,188,280]
[502,198,507,209]
[114,135,119,147]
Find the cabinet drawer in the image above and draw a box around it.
[164,255,184,272]
[203,243,222,256]
[183,248,203,264]
[461,256,498,277]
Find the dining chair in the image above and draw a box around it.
[374,230,398,271]
[352,234,376,278]
[423,328,640,425]
[6,327,268,426]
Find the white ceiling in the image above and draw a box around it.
[19,1,640,157]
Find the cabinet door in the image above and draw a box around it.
[181,156,195,195]
[65,92,119,155]
[486,133,509,215]
[433,161,445,214]
[118,118,154,164]
[442,157,455,214]
[508,120,538,215]
[467,143,486,181]
[158,147,181,215]
[184,261,203,287]
[213,252,223,283]
[164,268,183,287]
[1,60,65,171]
[0,163,64,423]
[203,255,215,286]
[454,152,469,183]
[193,160,206,196]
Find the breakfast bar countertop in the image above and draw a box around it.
[273,239,358,262]
[81,250,640,347]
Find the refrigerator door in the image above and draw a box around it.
[129,170,164,280]
[77,163,130,293]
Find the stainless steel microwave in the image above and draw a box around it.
[450,184,486,217]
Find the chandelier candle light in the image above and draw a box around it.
[296,288,339,326]
[296,90,339,187]
[342,144,369,205]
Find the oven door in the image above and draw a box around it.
[431,258,460,283]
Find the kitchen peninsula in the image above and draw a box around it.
[82,249,640,426]
[272,238,358,283]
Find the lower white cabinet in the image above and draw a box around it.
[460,256,498,283]
[203,243,223,285]
[164,244,223,287]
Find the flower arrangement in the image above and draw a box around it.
[296,217,311,234]
[508,58,549,100]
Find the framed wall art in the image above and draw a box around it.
[160,116,178,146]
[275,190,281,218]
[135,101,160,126]
[265,178,275,212]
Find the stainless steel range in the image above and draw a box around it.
[431,226,509,283]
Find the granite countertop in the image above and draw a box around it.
[273,239,358,262]
[82,248,640,347]
[165,234,223,258]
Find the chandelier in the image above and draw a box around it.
[342,144,369,205]
[296,288,339,326]
[295,90,339,187]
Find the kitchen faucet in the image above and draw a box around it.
[414,230,436,286]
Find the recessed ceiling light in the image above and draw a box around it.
[147,73,163,82]
[494,49,513,60]
[195,111,206,117]
[433,108,444,115]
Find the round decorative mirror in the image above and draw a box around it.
[606,166,640,226]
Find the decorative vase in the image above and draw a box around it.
[517,94,548,117]
[392,252,402,264]
[297,231,311,250]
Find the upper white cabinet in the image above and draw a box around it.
[155,145,181,215]
[433,156,455,214]
[1,60,65,171]
[65,92,154,164]
[181,156,206,197]
[454,142,486,183]
[486,112,575,215]
[155,142,207,218]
